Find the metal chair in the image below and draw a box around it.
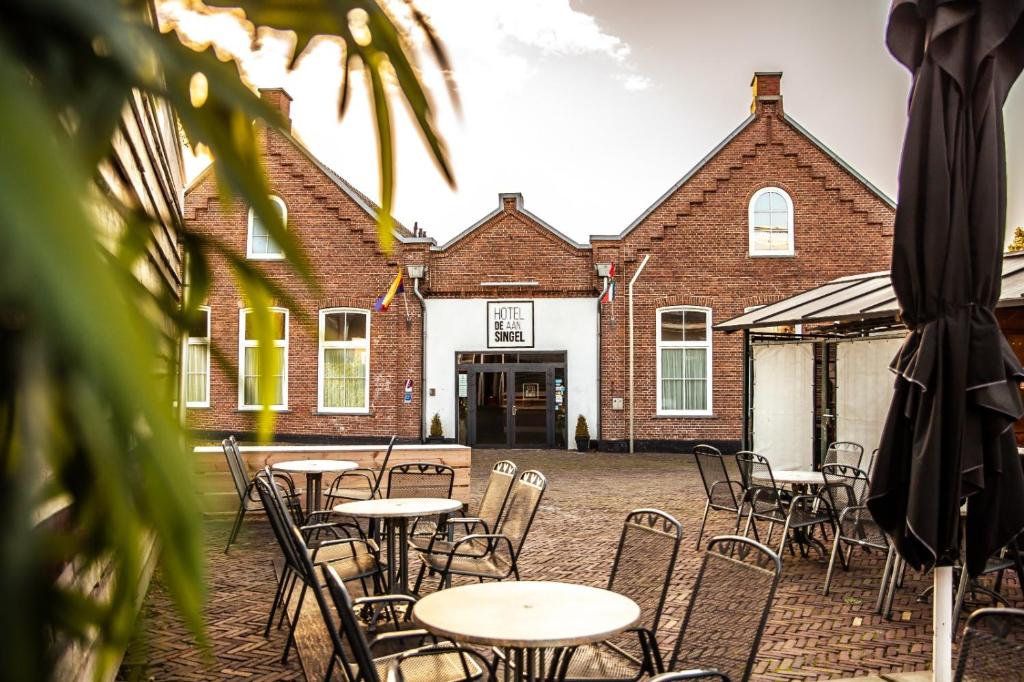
[415,470,548,588]
[387,461,456,499]
[954,607,1024,681]
[323,435,397,508]
[560,509,684,682]
[822,441,864,469]
[411,460,517,555]
[662,536,781,682]
[693,445,745,549]
[253,468,382,664]
[650,673,731,682]
[736,451,830,561]
[223,435,303,552]
[820,464,889,596]
[953,539,1024,632]
[321,564,491,682]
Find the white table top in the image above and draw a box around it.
[412,581,640,648]
[333,497,463,518]
[753,469,824,485]
[272,459,358,474]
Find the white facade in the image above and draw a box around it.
[424,297,600,448]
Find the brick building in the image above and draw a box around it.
[184,72,895,452]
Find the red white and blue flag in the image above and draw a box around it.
[374,270,404,312]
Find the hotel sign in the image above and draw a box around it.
[487,301,534,348]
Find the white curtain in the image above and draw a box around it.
[661,348,707,411]
[185,343,208,403]
[836,337,903,460]
[243,346,284,406]
[323,347,367,408]
[752,342,815,470]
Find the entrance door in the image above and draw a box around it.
[474,370,508,446]
[512,370,550,447]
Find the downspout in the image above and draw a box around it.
[628,254,651,454]
[177,248,190,425]
[595,276,609,450]
[411,275,427,443]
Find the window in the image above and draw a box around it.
[238,308,288,410]
[318,309,370,413]
[749,187,794,256]
[657,307,712,415]
[185,307,210,407]
[247,195,287,259]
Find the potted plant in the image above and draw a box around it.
[574,415,590,452]
[428,413,444,443]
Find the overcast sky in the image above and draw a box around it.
[163,0,1024,243]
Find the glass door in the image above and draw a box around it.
[474,370,508,446]
[513,371,549,446]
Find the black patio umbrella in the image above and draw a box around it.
[868,0,1024,599]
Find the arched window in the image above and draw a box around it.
[247,195,287,259]
[317,308,371,413]
[748,187,794,256]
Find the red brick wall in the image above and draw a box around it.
[184,126,426,441]
[596,98,894,447]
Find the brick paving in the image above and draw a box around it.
[119,449,1019,681]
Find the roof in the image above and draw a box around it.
[435,193,590,251]
[716,251,1024,332]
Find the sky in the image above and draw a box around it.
[162,0,1024,244]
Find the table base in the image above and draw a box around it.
[497,646,577,682]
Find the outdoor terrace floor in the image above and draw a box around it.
[119,449,1014,681]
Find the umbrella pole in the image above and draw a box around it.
[933,566,953,681]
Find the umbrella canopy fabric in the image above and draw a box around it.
[868,0,1024,576]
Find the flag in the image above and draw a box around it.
[600,262,616,304]
[374,270,404,312]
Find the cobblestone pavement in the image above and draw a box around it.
[120,449,1017,681]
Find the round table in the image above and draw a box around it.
[334,497,462,595]
[753,469,824,487]
[272,459,357,514]
[412,581,641,681]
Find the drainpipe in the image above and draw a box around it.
[595,275,609,450]
[409,267,427,443]
[628,254,651,454]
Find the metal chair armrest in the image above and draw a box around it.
[368,628,433,650]
[650,671,731,682]
[389,643,493,682]
[450,533,511,558]
[354,594,419,608]
[446,517,491,534]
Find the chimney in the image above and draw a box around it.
[750,72,783,116]
[259,87,292,128]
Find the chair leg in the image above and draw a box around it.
[323,655,335,682]
[279,571,298,629]
[765,521,775,548]
[876,545,896,614]
[226,503,247,552]
[952,565,969,640]
[824,533,842,595]
[413,562,427,595]
[777,516,793,560]
[266,565,290,638]
[282,581,308,664]
[696,500,710,550]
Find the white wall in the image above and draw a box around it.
[424,298,599,449]
[752,342,816,470]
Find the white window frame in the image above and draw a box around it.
[185,306,211,408]
[748,186,795,257]
[317,308,372,414]
[238,307,289,411]
[656,305,713,416]
[246,195,287,260]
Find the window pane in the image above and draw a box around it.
[684,379,707,410]
[242,345,285,406]
[754,193,772,212]
[186,343,208,403]
[660,311,685,342]
[684,348,707,379]
[244,311,286,340]
[323,348,367,409]
[662,348,685,380]
[249,206,283,256]
[683,310,707,341]
[324,312,367,342]
[187,309,209,339]
[662,379,685,411]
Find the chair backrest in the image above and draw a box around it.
[222,436,250,501]
[322,563,383,682]
[954,607,1024,681]
[386,462,455,499]
[252,469,305,576]
[821,464,869,515]
[694,445,738,510]
[735,451,775,492]
[608,509,683,638]
[368,435,397,498]
[669,536,782,682]
[495,470,548,558]
[476,460,518,530]
[823,441,863,469]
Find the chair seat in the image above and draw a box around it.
[562,640,645,681]
[363,643,484,681]
[329,488,374,503]
[313,543,382,581]
[419,543,510,579]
